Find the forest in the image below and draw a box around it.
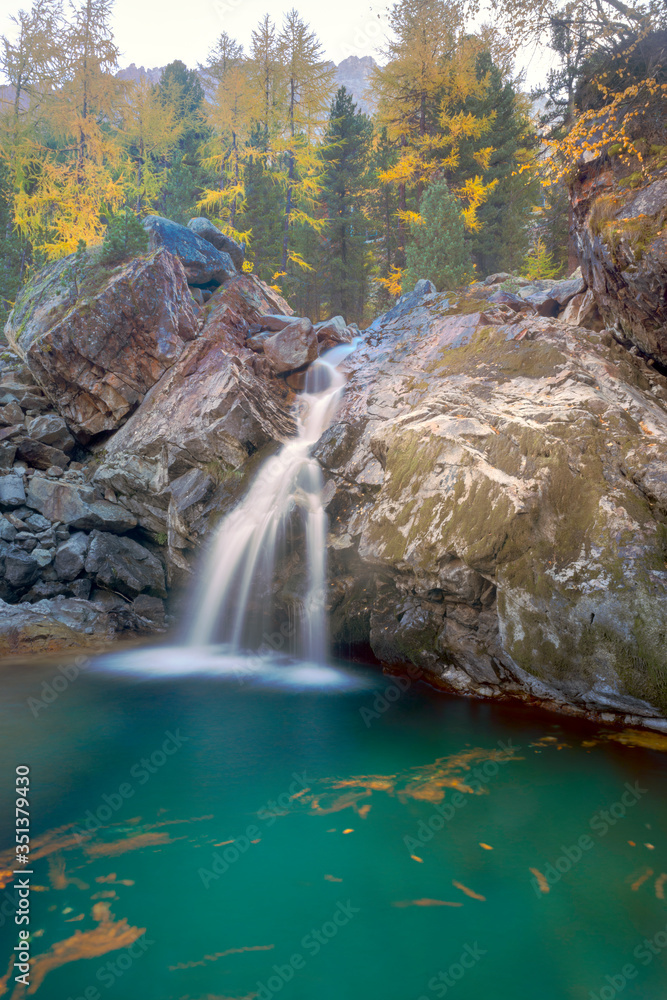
[0,0,665,326]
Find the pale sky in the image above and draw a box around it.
[0,0,551,88]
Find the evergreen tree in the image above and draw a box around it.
[242,124,285,283]
[321,87,372,323]
[156,60,208,223]
[404,179,472,291]
[447,53,538,275]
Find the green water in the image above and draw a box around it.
[0,648,666,1000]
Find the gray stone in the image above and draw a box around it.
[0,475,26,508]
[133,593,166,624]
[4,547,41,590]
[31,547,53,568]
[263,318,318,374]
[24,512,51,532]
[143,215,236,286]
[314,316,353,345]
[616,178,667,220]
[26,414,75,453]
[69,499,138,533]
[26,478,137,532]
[54,532,90,581]
[187,217,245,270]
[0,516,17,542]
[548,275,587,307]
[483,272,513,286]
[85,530,167,598]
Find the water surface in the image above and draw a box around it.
[0,648,666,1000]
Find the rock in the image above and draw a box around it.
[487,289,532,312]
[0,516,17,541]
[26,415,75,453]
[0,596,158,653]
[4,546,42,590]
[16,438,69,470]
[561,288,602,328]
[0,402,25,425]
[94,274,296,579]
[312,292,667,727]
[571,158,667,364]
[549,275,586,306]
[366,280,436,332]
[246,331,274,353]
[26,477,137,532]
[314,316,353,345]
[46,466,64,478]
[187,217,245,271]
[133,593,165,624]
[143,215,236,286]
[5,248,198,442]
[519,285,560,316]
[54,532,90,581]
[483,272,514,286]
[263,318,318,374]
[0,425,25,444]
[257,314,295,332]
[85,530,166,598]
[0,475,26,508]
[0,444,17,470]
[31,547,53,568]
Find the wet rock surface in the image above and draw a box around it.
[314,287,667,730]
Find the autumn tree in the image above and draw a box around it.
[275,9,335,277]
[156,60,208,223]
[120,78,183,211]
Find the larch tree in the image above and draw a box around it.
[275,9,335,276]
[120,78,183,212]
[13,0,126,256]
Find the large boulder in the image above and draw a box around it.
[4,248,198,442]
[93,274,296,579]
[263,318,318,374]
[26,477,137,532]
[309,287,667,729]
[143,215,236,286]
[0,596,160,654]
[571,154,667,363]
[187,217,245,271]
[84,530,166,598]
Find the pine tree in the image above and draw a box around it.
[321,87,372,323]
[446,52,539,275]
[156,60,208,223]
[404,179,472,291]
[242,124,285,283]
[120,78,183,211]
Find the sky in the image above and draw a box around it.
[0,0,551,88]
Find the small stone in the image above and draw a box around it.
[54,532,90,581]
[31,547,53,568]
[0,475,26,508]
[47,466,64,478]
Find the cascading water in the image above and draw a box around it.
[186,338,361,660]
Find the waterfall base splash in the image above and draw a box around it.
[186,339,361,658]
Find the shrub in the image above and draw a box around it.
[404,180,473,292]
[100,209,149,265]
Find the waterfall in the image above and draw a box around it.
[187,339,360,660]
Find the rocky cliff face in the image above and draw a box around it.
[315,284,667,730]
[571,147,667,364]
